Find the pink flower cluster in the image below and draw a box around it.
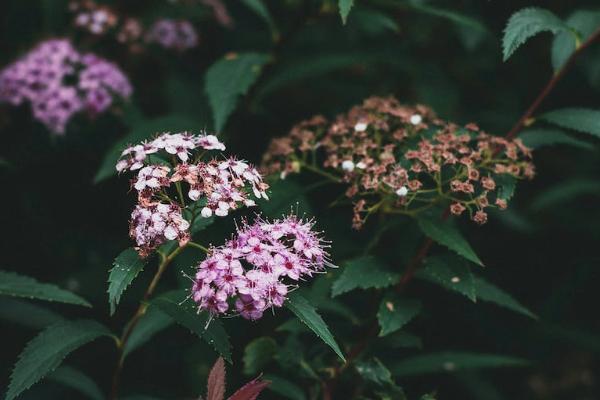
[192,215,331,320]
[117,132,269,256]
[145,19,199,51]
[0,39,131,134]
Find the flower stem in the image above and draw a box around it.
[109,245,186,400]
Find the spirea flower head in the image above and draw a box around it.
[0,39,132,134]
[145,19,199,51]
[261,96,535,229]
[118,132,269,257]
[191,215,332,320]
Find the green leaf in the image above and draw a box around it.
[519,128,594,150]
[331,256,400,297]
[356,358,406,399]
[390,351,529,377]
[552,10,600,70]
[377,294,422,337]
[530,179,600,211]
[48,366,104,400]
[408,0,487,34]
[0,270,91,307]
[502,7,571,61]
[151,291,232,362]
[243,337,278,375]
[6,319,112,400]
[258,178,312,218]
[350,9,400,36]
[107,248,148,315]
[241,0,278,37]
[474,277,537,319]
[417,217,483,266]
[540,108,600,138]
[94,114,200,183]
[263,374,306,400]
[416,255,476,302]
[378,331,423,350]
[0,298,64,329]
[494,174,517,202]
[339,0,354,24]
[205,52,270,131]
[284,292,345,361]
[123,307,173,357]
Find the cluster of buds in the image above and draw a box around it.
[0,39,131,134]
[117,132,269,257]
[69,1,199,52]
[192,215,332,320]
[261,96,535,229]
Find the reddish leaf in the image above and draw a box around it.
[227,377,270,400]
[207,357,226,400]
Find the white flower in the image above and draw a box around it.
[201,207,213,218]
[354,122,368,132]
[356,161,367,169]
[395,186,408,197]
[410,114,422,125]
[341,160,355,172]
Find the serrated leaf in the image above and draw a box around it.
[339,0,354,24]
[390,351,529,377]
[331,256,400,297]
[262,374,306,400]
[502,7,571,61]
[207,357,226,400]
[417,217,483,266]
[6,319,112,400]
[530,179,600,211]
[540,108,600,138]
[94,114,201,183]
[284,292,345,361]
[0,270,91,307]
[552,10,600,70]
[227,377,270,400]
[108,248,148,315]
[356,358,406,399]
[123,307,173,357]
[474,277,537,319]
[416,255,476,302]
[48,365,104,400]
[519,128,594,150]
[243,337,278,375]
[205,52,270,131]
[377,294,421,337]
[151,291,232,362]
[0,298,64,329]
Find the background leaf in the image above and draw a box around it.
[262,374,306,400]
[530,179,600,211]
[0,298,64,329]
[0,270,90,307]
[390,351,529,377]
[123,307,173,357]
[502,7,570,61]
[519,128,594,150]
[540,108,600,138]
[107,248,148,315]
[6,319,112,400]
[205,52,270,131]
[331,256,400,297]
[551,10,600,70]
[243,337,278,375]
[48,365,104,400]
[284,292,345,361]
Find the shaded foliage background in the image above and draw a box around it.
[0,0,599,399]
